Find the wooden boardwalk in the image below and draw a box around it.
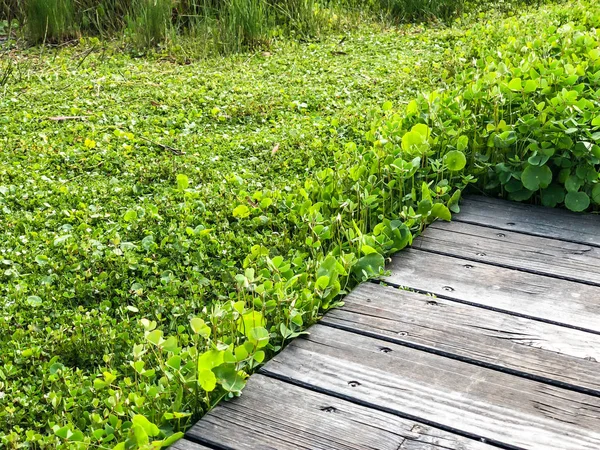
[174,196,600,450]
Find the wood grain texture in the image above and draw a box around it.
[456,196,600,247]
[262,325,600,450]
[186,374,492,450]
[322,283,600,394]
[414,220,600,285]
[170,439,213,450]
[383,249,600,332]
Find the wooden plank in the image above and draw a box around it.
[262,325,600,450]
[383,249,600,333]
[414,220,600,285]
[457,196,600,247]
[186,374,493,450]
[170,439,213,449]
[322,283,600,395]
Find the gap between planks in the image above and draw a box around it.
[381,249,600,335]
[185,373,495,450]
[261,325,600,450]
[414,220,600,287]
[321,282,600,397]
[455,196,600,248]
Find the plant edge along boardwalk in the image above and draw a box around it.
[174,196,600,450]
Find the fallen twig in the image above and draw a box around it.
[48,116,88,121]
[138,135,186,156]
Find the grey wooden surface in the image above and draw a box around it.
[384,249,600,332]
[416,220,600,285]
[456,196,600,246]
[175,196,600,450]
[322,282,600,394]
[169,439,213,449]
[187,374,494,450]
[262,325,600,450]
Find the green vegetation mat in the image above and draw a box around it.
[1,1,600,448]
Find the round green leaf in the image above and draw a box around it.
[508,78,522,91]
[132,415,159,437]
[197,368,217,392]
[508,189,534,201]
[190,317,211,338]
[541,184,565,208]
[238,311,266,337]
[166,355,182,370]
[565,191,590,212]
[591,184,600,205]
[444,150,467,171]
[216,366,246,393]
[232,204,250,218]
[521,164,552,191]
[145,329,163,346]
[352,253,385,281]
[198,349,224,371]
[565,174,583,193]
[35,255,49,266]
[27,295,43,307]
[504,178,524,193]
[247,326,270,349]
[456,136,469,151]
[123,209,137,222]
[523,79,538,93]
[176,174,189,191]
[430,203,452,222]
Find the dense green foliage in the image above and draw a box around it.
[2,0,539,51]
[2,0,600,449]
[399,8,600,209]
[1,18,454,449]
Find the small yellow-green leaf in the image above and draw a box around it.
[508,78,522,91]
[190,317,211,338]
[132,415,160,437]
[198,368,217,392]
[247,327,270,349]
[198,349,224,371]
[145,329,163,346]
[523,79,538,93]
[232,204,250,218]
[176,174,189,191]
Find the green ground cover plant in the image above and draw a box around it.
[1,0,600,448]
[0,17,461,449]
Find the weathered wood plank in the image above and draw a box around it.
[457,196,600,247]
[383,249,600,333]
[262,325,600,450]
[170,439,213,449]
[322,283,600,395]
[186,374,492,450]
[414,221,600,285]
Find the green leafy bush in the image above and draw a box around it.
[2,1,600,449]
[390,8,600,210]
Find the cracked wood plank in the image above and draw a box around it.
[414,220,600,285]
[262,325,600,450]
[456,196,600,247]
[185,374,492,450]
[383,249,600,332]
[322,282,600,395]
